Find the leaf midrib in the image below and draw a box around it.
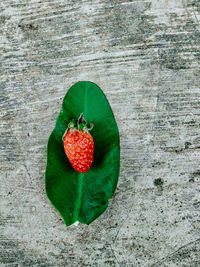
[74,84,88,221]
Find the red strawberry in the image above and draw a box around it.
[63,114,94,173]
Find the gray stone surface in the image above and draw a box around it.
[0,0,200,266]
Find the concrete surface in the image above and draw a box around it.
[0,0,200,266]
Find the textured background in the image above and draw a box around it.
[0,0,200,266]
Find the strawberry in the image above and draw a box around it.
[63,114,94,173]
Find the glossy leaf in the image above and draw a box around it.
[45,81,120,226]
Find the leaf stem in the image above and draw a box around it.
[74,173,84,222]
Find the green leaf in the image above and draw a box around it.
[45,81,120,226]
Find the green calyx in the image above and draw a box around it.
[68,113,93,132]
[68,119,76,129]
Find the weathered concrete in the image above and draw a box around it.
[0,0,200,266]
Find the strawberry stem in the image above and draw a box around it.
[77,113,86,125]
[77,113,87,131]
